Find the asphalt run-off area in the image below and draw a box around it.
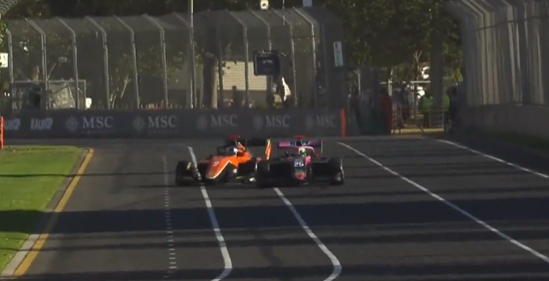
[6,136,549,281]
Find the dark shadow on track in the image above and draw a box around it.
[0,172,173,179]
[15,262,549,281]
[5,221,549,253]
[2,196,549,235]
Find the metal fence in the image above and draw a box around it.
[0,0,23,15]
[446,0,549,137]
[2,7,347,111]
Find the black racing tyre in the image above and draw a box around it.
[175,161,192,186]
[330,168,345,185]
[327,157,342,170]
[255,161,270,188]
[239,158,258,176]
[327,158,344,185]
[256,161,271,176]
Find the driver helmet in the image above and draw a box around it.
[298,147,307,156]
[226,146,238,156]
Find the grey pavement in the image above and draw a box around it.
[12,136,549,280]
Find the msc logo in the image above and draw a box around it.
[305,115,336,131]
[252,115,290,130]
[197,114,238,131]
[65,116,114,132]
[133,115,177,132]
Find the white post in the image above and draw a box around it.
[188,0,196,108]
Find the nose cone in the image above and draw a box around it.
[206,171,218,179]
[207,157,226,179]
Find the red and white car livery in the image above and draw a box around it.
[255,136,344,187]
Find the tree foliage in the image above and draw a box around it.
[321,0,460,77]
[2,0,462,107]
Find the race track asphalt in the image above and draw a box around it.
[17,136,549,280]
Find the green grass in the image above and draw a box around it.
[393,127,444,136]
[0,146,83,272]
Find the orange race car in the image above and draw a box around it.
[175,135,272,186]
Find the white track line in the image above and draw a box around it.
[338,142,549,264]
[273,188,342,281]
[187,147,233,281]
[437,139,549,179]
[162,156,178,278]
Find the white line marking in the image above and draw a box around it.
[273,188,342,281]
[162,156,178,278]
[438,139,549,179]
[338,142,549,264]
[188,146,233,281]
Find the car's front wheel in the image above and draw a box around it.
[175,161,192,186]
[255,161,271,188]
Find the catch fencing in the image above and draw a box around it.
[446,0,549,137]
[2,7,347,111]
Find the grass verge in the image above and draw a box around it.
[0,146,83,272]
[393,127,444,136]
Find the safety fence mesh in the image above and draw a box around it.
[3,8,347,110]
[446,0,549,136]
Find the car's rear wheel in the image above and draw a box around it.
[330,169,345,185]
[328,158,344,185]
[255,161,271,188]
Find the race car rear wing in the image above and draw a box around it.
[277,138,323,154]
[225,135,272,159]
[225,135,269,146]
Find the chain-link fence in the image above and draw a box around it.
[2,7,347,111]
[0,0,22,15]
[446,0,549,137]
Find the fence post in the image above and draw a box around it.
[5,28,13,85]
[272,10,298,105]
[86,16,110,105]
[57,17,81,109]
[249,10,272,97]
[293,8,318,105]
[24,19,47,87]
[115,16,140,108]
[227,11,250,107]
[172,13,196,108]
[319,24,330,106]
[144,15,169,107]
[189,2,197,108]
[446,0,483,108]
[215,14,224,104]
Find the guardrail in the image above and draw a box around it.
[1,109,346,139]
[446,0,549,137]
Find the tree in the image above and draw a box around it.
[321,0,460,77]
